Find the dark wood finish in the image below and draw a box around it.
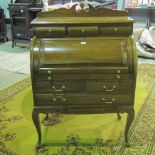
[125,108,135,147]
[30,5,137,149]
[13,0,42,7]
[9,2,41,47]
[0,8,7,43]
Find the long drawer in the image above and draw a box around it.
[35,94,133,106]
[34,73,134,82]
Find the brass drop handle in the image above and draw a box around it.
[53,95,66,102]
[48,29,52,33]
[82,28,85,33]
[102,98,115,104]
[114,27,118,31]
[48,77,52,81]
[48,71,52,74]
[102,85,116,92]
[52,85,66,92]
[116,74,121,80]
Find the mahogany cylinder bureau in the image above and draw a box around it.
[30,5,137,149]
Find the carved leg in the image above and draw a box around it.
[12,40,15,48]
[117,113,121,120]
[44,113,49,126]
[32,109,42,149]
[125,108,135,147]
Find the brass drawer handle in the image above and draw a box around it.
[102,85,116,92]
[116,74,121,80]
[48,70,52,74]
[114,27,118,32]
[52,85,66,92]
[102,98,115,104]
[52,95,66,102]
[48,29,52,33]
[48,77,52,80]
[117,70,121,74]
[82,29,85,33]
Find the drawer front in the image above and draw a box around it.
[86,81,134,93]
[34,25,131,37]
[10,6,26,16]
[34,81,82,93]
[38,37,128,66]
[35,73,134,82]
[35,27,65,38]
[100,25,132,36]
[38,68,128,74]
[14,28,33,39]
[35,94,133,106]
[68,26,98,36]
[14,27,33,35]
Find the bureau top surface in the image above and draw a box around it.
[32,17,133,25]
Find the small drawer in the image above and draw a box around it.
[68,26,98,36]
[35,27,65,38]
[10,5,26,16]
[100,25,132,36]
[34,81,82,93]
[86,81,134,93]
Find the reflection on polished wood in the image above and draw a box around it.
[30,5,137,149]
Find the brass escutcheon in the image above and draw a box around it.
[48,77,52,80]
[48,70,52,74]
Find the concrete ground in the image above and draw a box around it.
[0,41,29,90]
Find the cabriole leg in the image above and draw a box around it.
[125,108,135,147]
[32,109,42,149]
